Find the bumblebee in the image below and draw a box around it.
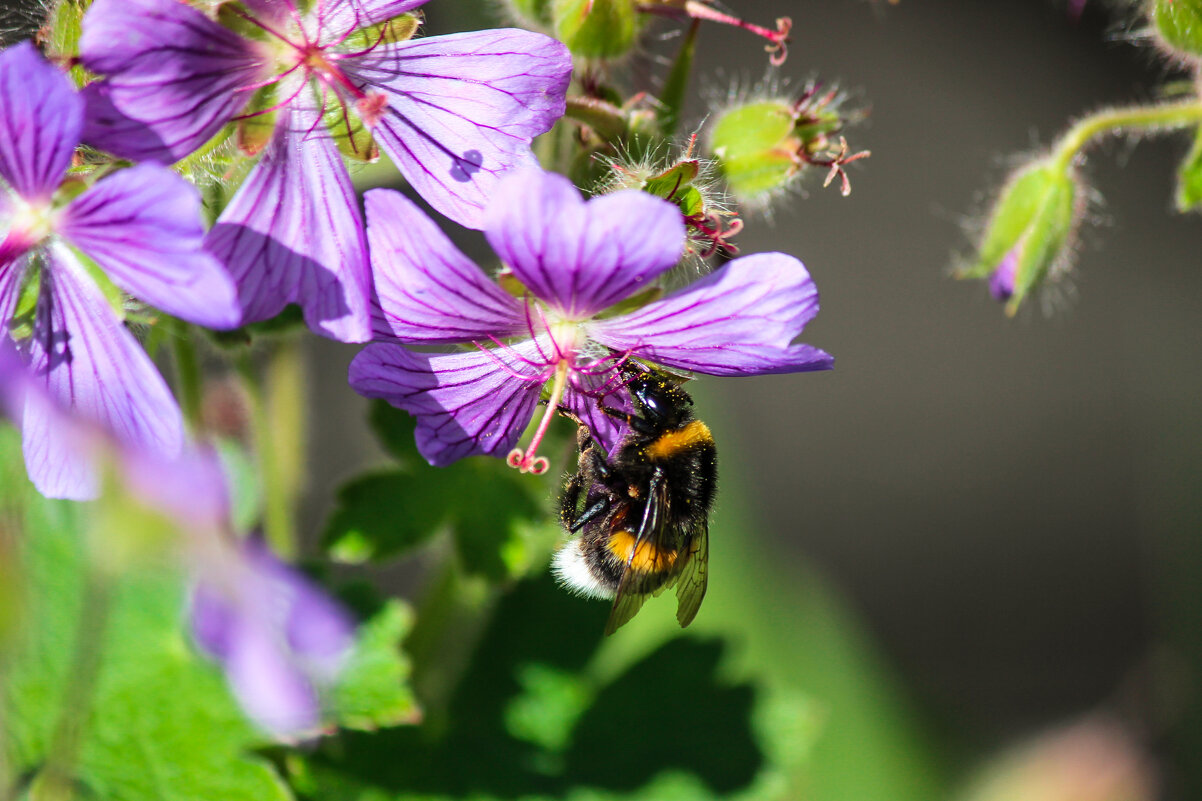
[553,363,716,635]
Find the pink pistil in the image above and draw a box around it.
[508,360,570,475]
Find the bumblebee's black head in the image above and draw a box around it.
[621,364,695,434]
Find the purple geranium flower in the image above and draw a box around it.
[79,0,572,342]
[0,42,239,500]
[190,538,355,736]
[0,341,354,737]
[349,169,832,471]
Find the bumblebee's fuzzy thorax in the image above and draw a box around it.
[554,364,716,634]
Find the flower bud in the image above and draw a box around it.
[600,139,740,259]
[1176,125,1202,211]
[503,0,555,29]
[1148,0,1202,62]
[708,83,867,206]
[959,160,1082,315]
[552,0,641,60]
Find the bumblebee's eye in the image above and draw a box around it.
[642,394,661,414]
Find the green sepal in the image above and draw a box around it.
[1176,125,1202,211]
[236,85,279,157]
[1005,169,1075,313]
[343,12,421,49]
[40,0,89,87]
[321,88,379,163]
[7,265,42,343]
[216,1,275,41]
[1151,0,1202,60]
[962,162,1058,279]
[73,246,129,323]
[497,268,533,299]
[712,101,797,162]
[710,100,800,200]
[643,159,705,216]
[552,0,640,59]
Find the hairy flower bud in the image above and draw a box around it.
[1149,0,1202,62]
[708,83,867,207]
[959,159,1083,316]
[601,139,740,259]
[552,0,641,59]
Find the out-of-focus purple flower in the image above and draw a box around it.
[349,169,832,471]
[80,0,572,343]
[0,42,240,500]
[190,539,355,736]
[988,250,1018,302]
[0,342,354,737]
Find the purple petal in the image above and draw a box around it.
[365,188,525,343]
[563,366,630,456]
[206,108,371,342]
[59,164,240,329]
[588,253,834,377]
[192,581,239,662]
[346,29,571,228]
[79,0,266,163]
[318,0,429,38]
[224,617,321,735]
[483,170,685,318]
[349,340,547,466]
[989,250,1019,302]
[191,538,354,734]
[285,580,355,679]
[121,446,231,536]
[0,42,81,201]
[20,244,183,500]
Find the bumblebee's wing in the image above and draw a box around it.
[673,519,709,628]
[603,474,676,636]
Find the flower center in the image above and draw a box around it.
[0,199,56,263]
[506,314,582,475]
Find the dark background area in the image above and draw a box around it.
[298,0,1202,794]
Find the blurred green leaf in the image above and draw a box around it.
[325,406,550,580]
[367,400,422,464]
[330,600,420,731]
[323,471,448,563]
[0,472,292,801]
[1177,126,1202,212]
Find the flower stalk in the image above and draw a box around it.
[1050,99,1202,172]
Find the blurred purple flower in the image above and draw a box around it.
[190,539,355,737]
[0,42,239,500]
[0,342,354,737]
[350,169,833,471]
[80,0,572,342]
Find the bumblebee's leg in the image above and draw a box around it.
[597,402,657,436]
[569,497,610,533]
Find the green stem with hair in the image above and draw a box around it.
[1050,99,1202,172]
[171,321,205,436]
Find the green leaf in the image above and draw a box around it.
[322,471,448,564]
[1151,0,1202,59]
[552,0,640,59]
[658,19,699,138]
[323,460,549,582]
[0,482,292,801]
[1177,125,1202,212]
[367,400,422,464]
[329,601,420,731]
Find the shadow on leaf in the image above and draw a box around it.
[307,573,761,799]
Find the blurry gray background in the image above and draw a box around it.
[302,0,1202,789]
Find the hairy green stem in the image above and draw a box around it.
[1051,99,1202,172]
[37,566,112,801]
[237,341,305,559]
[170,321,205,436]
